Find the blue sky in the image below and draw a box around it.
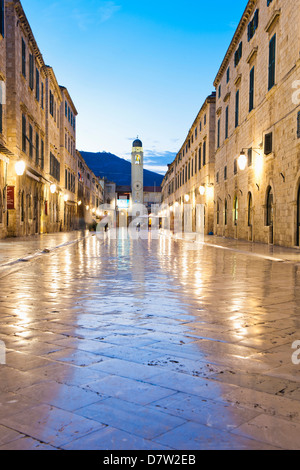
[22,0,246,174]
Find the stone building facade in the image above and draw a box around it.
[213,0,300,247]
[76,150,103,228]
[6,0,48,237]
[0,0,9,239]
[0,0,102,239]
[161,93,216,235]
[60,86,78,231]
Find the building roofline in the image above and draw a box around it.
[60,86,78,116]
[13,0,46,69]
[44,65,63,101]
[213,0,257,87]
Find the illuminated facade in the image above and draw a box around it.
[0,0,102,238]
[161,93,216,235]
[213,0,300,247]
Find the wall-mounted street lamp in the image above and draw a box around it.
[50,184,57,194]
[237,152,248,171]
[199,185,206,196]
[184,194,190,202]
[238,147,262,171]
[64,194,69,202]
[15,160,26,176]
[78,200,82,206]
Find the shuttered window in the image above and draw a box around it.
[268,34,276,90]
[235,90,240,128]
[264,132,273,155]
[22,39,26,78]
[249,67,255,112]
[0,0,4,38]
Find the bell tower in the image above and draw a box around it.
[131,137,144,204]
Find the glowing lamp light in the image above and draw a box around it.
[78,200,82,206]
[86,205,90,211]
[238,152,247,171]
[92,208,96,214]
[207,185,214,199]
[64,194,69,202]
[50,184,56,194]
[184,194,190,202]
[199,185,206,196]
[15,160,26,176]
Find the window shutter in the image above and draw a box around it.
[265,132,273,155]
[268,34,276,90]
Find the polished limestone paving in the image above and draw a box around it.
[0,231,300,450]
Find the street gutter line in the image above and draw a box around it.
[0,233,93,271]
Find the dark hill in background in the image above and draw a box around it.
[80,151,164,188]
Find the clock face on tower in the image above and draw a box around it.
[135,154,141,164]
[134,181,142,191]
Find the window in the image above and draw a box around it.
[268,34,276,90]
[248,193,253,227]
[248,148,253,167]
[203,140,206,166]
[264,132,273,155]
[35,69,40,102]
[266,187,273,226]
[218,85,221,99]
[49,91,54,117]
[226,67,230,84]
[225,106,229,139]
[29,125,33,158]
[29,54,34,90]
[235,90,240,128]
[198,147,202,170]
[249,67,255,112]
[224,199,228,226]
[41,82,44,109]
[234,42,243,67]
[0,0,4,38]
[217,202,220,225]
[217,118,221,148]
[233,197,238,226]
[224,165,227,181]
[50,153,60,181]
[248,10,259,41]
[65,101,68,118]
[297,112,300,139]
[20,191,25,223]
[35,133,39,165]
[22,39,26,78]
[234,159,238,175]
[22,114,26,153]
[41,139,44,169]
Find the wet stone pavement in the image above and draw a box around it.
[0,231,300,450]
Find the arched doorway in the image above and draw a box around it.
[266,186,274,244]
[248,192,253,241]
[233,196,238,226]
